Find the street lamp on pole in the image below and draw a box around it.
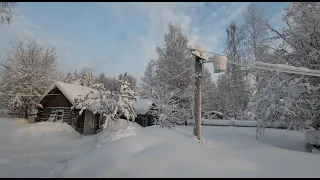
[190,46,228,141]
[190,45,320,141]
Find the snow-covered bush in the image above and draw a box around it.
[73,74,139,131]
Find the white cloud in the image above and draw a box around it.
[97,2,251,81]
[72,2,253,81]
[0,14,84,74]
[1,2,267,83]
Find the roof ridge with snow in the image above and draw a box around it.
[40,81,98,106]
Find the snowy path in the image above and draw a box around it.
[0,117,319,178]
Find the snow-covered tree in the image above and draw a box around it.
[215,73,232,116]
[0,2,17,25]
[73,74,139,131]
[139,60,157,99]
[201,68,218,113]
[104,77,119,92]
[249,48,314,134]
[140,23,218,124]
[243,3,270,63]
[151,23,195,124]
[118,73,137,91]
[252,2,320,134]
[243,3,270,89]
[97,73,106,86]
[65,70,79,83]
[0,38,58,118]
[220,21,250,119]
[150,84,180,127]
[140,60,179,126]
[65,69,95,87]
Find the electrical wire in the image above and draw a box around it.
[189,48,320,77]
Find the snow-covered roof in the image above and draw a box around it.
[211,111,223,116]
[204,110,223,116]
[41,81,100,110]
[133,99,154,115]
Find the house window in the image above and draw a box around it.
[56,110,64,122]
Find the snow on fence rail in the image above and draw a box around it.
[187,119,286,128]
[201,119,258,127]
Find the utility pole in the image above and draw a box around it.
[193,56,202,140]
[190,46,320,142]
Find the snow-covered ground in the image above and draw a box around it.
[0,117,320,178]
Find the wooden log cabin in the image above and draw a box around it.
[132,99,159,127]
[36,82,160,134]
[36,81,104,135]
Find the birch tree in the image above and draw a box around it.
[140,60,157,99]
[243,3,270,91]
[223,21,250,119]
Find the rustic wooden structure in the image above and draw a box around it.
[203,110,224,119]
[132,99,159,127]
[36,81,104,135]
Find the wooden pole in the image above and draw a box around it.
[193,56,202,140]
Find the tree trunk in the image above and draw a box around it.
[24,105,28,119]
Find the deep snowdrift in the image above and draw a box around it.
[1,117,320,178]
[61,126,320,178]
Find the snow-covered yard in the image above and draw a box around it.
[0,117,320,178]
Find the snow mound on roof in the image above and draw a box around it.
[41,81,104,111]
[211,110,223,116]
[133,99,153,115]
[85,102,104,112]
[54,81,98,105]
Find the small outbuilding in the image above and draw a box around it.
[132,99,159,127]
[203,110,224,119]
[36,81,104,135]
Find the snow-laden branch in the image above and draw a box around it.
[73,76,139,131]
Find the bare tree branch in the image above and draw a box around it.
[0,2,17,25]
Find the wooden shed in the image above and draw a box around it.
[36,81,104,135]
[132,99,159,127]
[203,110,224,119]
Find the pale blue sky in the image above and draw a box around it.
[0,2,290,81]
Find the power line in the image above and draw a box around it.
[189,48,320,77]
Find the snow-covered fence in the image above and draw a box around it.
[202,119,234,126]
[232,120,258,127]
[187,119,287,128]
